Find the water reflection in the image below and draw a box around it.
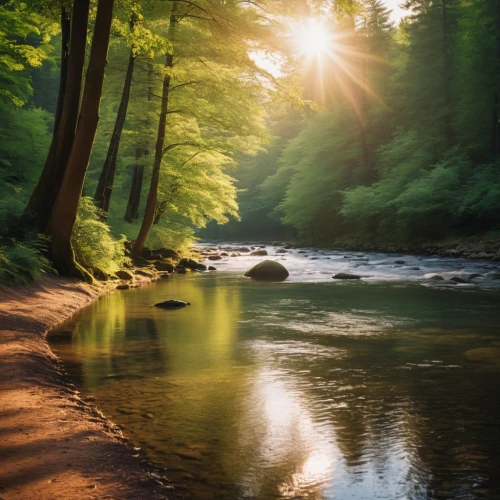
[50,273,500,499]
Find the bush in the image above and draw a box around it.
[72,197,130,276]
[0,240,54,285]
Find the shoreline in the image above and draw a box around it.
[0,274,174,500]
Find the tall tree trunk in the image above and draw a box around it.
[125,62,154,222]
[125,148,145,222]
[131,3,178,258]
[26,0,90,231]
[54,7,71,133]
[492,0,500,154]
[441,0,454,148]
[46,0,115,279]
[94,48,136,215]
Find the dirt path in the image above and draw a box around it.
[0,275,173,500]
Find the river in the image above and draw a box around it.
[50,244,500,499]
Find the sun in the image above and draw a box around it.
[295,18,333,58]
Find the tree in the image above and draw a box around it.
[131,1,179,258]
[26,0,90,231]
[94,15,138,216]
[46,0,115,279]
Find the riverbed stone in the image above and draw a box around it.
[465,347,500,366]
[135,269,156,278]
[428,275,445,281]
[451,276,469,284]
[154,300,190,309]
[116,270,134,280]
[179,258,200,270]
[333,273,361,280]
[208,266,217,271]
[250,249,268,256]
[244,260,289,281]
[155,261,175,273]
[208,255,222,261]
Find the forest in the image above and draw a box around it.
[1,0,499,284]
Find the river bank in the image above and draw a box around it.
[0,274,174,500]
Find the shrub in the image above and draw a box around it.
[72,197,130,276]
[0,239,53,285]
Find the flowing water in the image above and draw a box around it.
[50,246,500,500]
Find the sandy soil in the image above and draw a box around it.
[0,275,174,500]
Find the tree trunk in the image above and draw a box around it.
[492,0,500,154]
[125,62,154,222]
[46,0,115,279]
[94,48,136,215]
[131,5,178,258]
[125,148,145,222]
[54,7,71,133]
[26,0,90,232]
[441,0,455,148]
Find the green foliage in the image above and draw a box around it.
[0,103,52,234]
[0,240,53,284]
[72,198,130,276]
[0,2,56,106]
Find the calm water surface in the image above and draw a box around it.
[50,250,500,500]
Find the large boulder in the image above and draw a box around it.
[244,260,289,281]
[250,249,268,256]
[154,300,190,309]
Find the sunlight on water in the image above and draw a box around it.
[50,257,500,499]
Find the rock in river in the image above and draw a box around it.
[244,260,289,281]
[250,249,268,256]
[333,273,361,280]
[154,300,191,309]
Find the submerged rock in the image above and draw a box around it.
[208,266,217,271]
[244,260,289,281]
[468,273,484,279]
[154,300,191,309]
[250,249,268,256]
[332,273,361,280]
[428,275,445,281]
[208,255,222,261]
[465,347,500,366]
[175,265,187,274]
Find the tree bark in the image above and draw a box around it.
[131,5,178,258]
[125,148,145,222]
[54,7,71,133]
[125,62,154,222]
[441,0,455,148]
[492,0,500,154]
[94,48,136,215]
[46,0,115,279]
[26,0,90,232]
